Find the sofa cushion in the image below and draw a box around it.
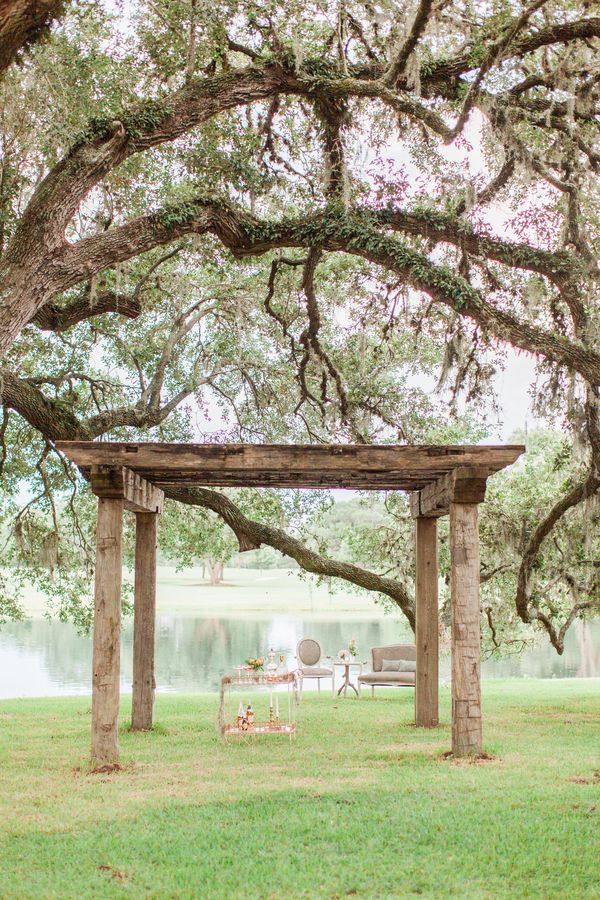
[381,658,401,671]
[382,658,416,672]
[358,671,415,684]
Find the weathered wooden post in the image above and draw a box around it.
[91,496,123,764]
[90,465,164,761]
[414,516,439,727]
[450,499,483,756]
[131,512,158,731]
[411,467,488,755]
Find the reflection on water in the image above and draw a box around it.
[0,615,599,699]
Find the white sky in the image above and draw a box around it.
[493,350,537,440]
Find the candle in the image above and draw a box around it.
[275,696,280,721]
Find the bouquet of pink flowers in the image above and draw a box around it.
[348,638,358,658]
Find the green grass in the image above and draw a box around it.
[1,680,599,898]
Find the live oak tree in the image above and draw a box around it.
[160,501,242,586]
[0,0,598,648]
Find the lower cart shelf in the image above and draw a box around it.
[221,722,297,737]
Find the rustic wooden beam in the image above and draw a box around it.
[131,513,158,732]
[90,465,164,514]
[415,517,439,728]
[450,501,482,757]
[58,442,525,490]
[409,467,489,518]
[91,498,123,765]
[139,471,453,490]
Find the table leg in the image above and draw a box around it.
[336,665,359,698]
[337,666,349,697]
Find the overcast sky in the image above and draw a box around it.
[493,350,537,441]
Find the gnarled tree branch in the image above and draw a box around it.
[515,468,600,651]
[163,485,416,628]
[54,200,600,386]
[30,290,141,332]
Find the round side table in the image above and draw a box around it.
[333,659,363,698]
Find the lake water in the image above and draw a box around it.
[1,613,599,699]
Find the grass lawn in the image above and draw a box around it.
[1,680,599,899]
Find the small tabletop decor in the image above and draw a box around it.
[337,638,358,663]
[246,656,264,671]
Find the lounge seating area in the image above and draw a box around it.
[295,638,416,698]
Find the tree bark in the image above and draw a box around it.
[31,289,142,331]
[131,512,157,731]
[0,0,66,75]
[91,497,123,764]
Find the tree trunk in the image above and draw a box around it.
[206,559,224,584]
[0,0,66,75]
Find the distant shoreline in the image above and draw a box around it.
[10,565,399,620]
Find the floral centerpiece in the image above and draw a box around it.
[246,656,264,671]
[337,640,358,661]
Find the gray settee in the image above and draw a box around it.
[358,643,416,696]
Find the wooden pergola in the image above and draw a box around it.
[56,441,524,762]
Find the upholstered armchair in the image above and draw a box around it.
[295,637,334,696]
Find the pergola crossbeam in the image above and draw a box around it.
[58,442,523,491]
